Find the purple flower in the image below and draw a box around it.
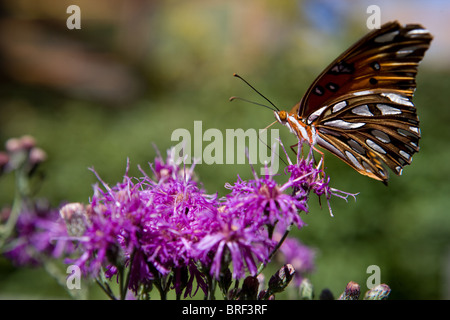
[60,141,357,299]
[65,150,220,297]
[195,215,274,280]
[224,171,307,230]
[279,140,358,216]
[277,236,315,286]
[3,202,74,267]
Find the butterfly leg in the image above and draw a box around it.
[290,140,326,178]
[290,138,308,156]
[312,145,326,176]
[290,143,300,155]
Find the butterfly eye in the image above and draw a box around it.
[275,111,288,123]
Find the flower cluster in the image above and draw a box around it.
[0,135,47,176]
[0,135,73,268]
[3,202,74,267]
[276,235,315,286]
[58,141,356,299]
[0,133,392,301]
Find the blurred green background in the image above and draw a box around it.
[1,0,450,299]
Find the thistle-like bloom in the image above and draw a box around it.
[3,202,74,267]
[64,152,220,297]
[279,140,358,216]
[195,214,274,280]
[224,172,307,229]
[1,136,71,267]
[61,141,356,299]
[277,236,315,286]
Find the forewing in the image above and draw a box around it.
[296,21,432,120]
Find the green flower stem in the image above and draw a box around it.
[257,224,292,275]
[0,166,30,248]
[121,249,135,300]
[95,277,117,300]
[42,258,87,300]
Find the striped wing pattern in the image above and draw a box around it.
[296,21,432,183]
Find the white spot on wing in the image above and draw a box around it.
[307,105,328,124]
[316,136,345,159]
[366,139,386,154]
[348,139,365,155]
[374,30,399,43]
[399,150,411,160]
[362,161,373,173]
[381,93,414,107]
[406,29,429,37]
[318,127,341,137]
[352,90,373,96]
[372,130,390,143]
[396,46,417,58]
[409,126,420,135]
[323,120,365,129]
[376,104,402,115]
[352,105,373,116]
[332,101,347,113]
[345,151,364,170]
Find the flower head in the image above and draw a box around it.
[59,140,357,299]
[3,202,74,267]
[195,214,274,280]
[279,140,358,216]
[224,172,307,229]
[277,236,315,286]
[64,149,221,296]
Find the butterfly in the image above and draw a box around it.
[235,21,432,184]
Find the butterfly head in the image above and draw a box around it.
[274,110,288,124]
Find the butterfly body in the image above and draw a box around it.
[274,21,432,183]
[274,109,318,145]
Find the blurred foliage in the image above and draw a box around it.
[1,0,449,299]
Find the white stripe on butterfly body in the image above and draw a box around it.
[274,111,318,145]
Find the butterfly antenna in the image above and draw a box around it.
[233,73,280,112]
[229,96,276,112]
[231,73,287,167]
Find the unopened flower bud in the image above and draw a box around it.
[257,273,265,293]
[338,281,361,300]
[239,276,259,300]
[5,138,22,152]
[219,268,233,294]
[319,288,334,300]
[258,289,275,300]
[29,147,47,165]
[59,202,90,236]
[19,135,36,150]
[0,152,9,173]
[364,283,391,300]
[268,264,295,293]
[299,278,314,300]
[5,135,36,152]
